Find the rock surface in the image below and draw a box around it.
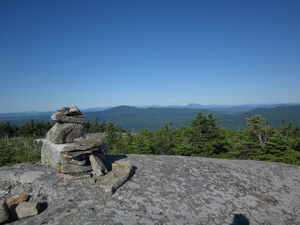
[0,155,300,225]
[51,113,84,124]
[46,123,86,144]
[99,161,133,195]
[10,201,41,219]
[41,139,107,174]
[89,153,108,177]
[0,200,9,223]
[7,194,29,208]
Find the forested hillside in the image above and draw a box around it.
[1,110,300,166]
[1,105,299,131]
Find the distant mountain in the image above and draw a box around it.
[0,111,54,118]
[86,105,300,131]
[84,106,210,131]
[134,103,300,114]
[81,107,112,112]
[1,104,299,131]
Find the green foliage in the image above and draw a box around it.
[2,110,300,167]
[103,121,120,150]
[107,112,300,165]
[173,112,225,156]
[222,129,256,159]
[0,137,42,166]
[246,115,274,146]
[151,123,175,155]
[0,120,52,138]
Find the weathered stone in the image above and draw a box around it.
[56,106,82,116]
[60,148,99,159]
[46,123,86,144]
[41,139,105,173]
[89,153,108,176]
[66,105,82,116]
[64,157,87,165]
[56,172,92,180]
[86,132,106,140]
[57,106,70,113]
[51,112,84,124]
[10,201,40,219]
[99,161,133,195]
[112,160,133,172]
[41,139,67,170]
[61,143,102,152]
[3,156,300,224]
[0,199,9,224]
[60,158,92,174]
[75,138,102,148]
[7,194,29,208]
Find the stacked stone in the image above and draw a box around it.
[41,106,107,177]
[46,106,86,144]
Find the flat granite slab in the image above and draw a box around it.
[0,155,299,225]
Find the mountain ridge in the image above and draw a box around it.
[1,104,299,131]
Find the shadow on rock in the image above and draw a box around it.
[104,155,128,171]
[38,202,48,214]
[230,214,250,225]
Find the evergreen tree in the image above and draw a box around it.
[104,121,118,150]
[173,112,224,156]
[246,115,273,146]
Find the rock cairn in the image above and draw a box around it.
[46,106,86,144]
[41,106,108,177]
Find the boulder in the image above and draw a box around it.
[60,159,92,174]
[41,139,67,170]
[10,201,40,219]
[41,139,106,174]
[57,106,82,116]
[51,112,84,124]
[89,153,108,176]
[0,199,9,224]
[66,105,82,116]
[99,161,133,195]
[60,148,100,158]
[46,123,86,144]
[7,194,29,208]
[75,138,103,148]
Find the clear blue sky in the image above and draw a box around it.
[1,0,299,113]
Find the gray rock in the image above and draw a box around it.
[51,112,84,124]
[86,132,106,140]
[59,142,101,152]
[99,161,132,195]
[41,139,104,173]
[89,153,108,176]
[41,139,67,170]
[10,201,40,219]
[75,138,103,148]
[60,148,99,159]
[46,123,86,144]
[0,199,9,223]
[56,106,82,116]
[66,105,82,116]
[7,194,29,208]
[56,172,92,180]
[60,157,92,174]
[1,156,300,225]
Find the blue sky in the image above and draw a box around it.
[1,0,299,113]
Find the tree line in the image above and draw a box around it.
[104,112,300,165]
[0,120,53,138]
[1,112,300,166]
